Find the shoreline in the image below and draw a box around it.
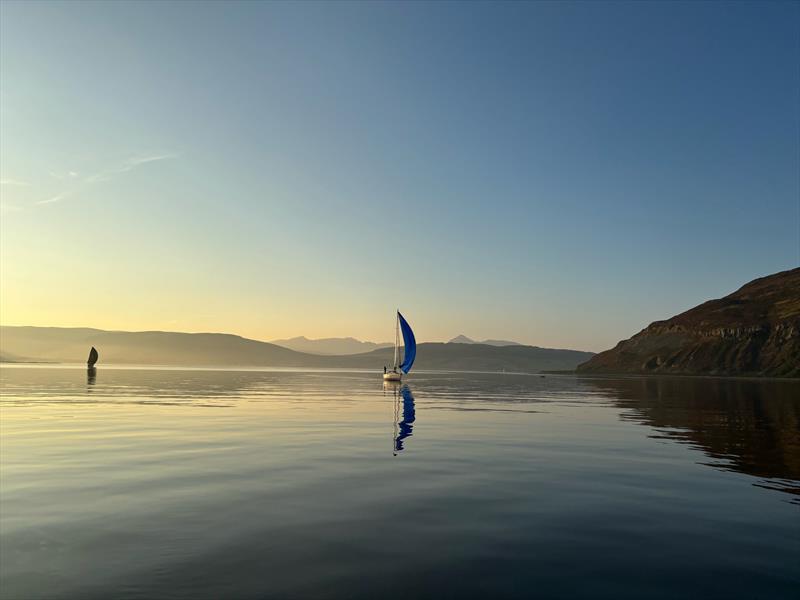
[3,362,798,381]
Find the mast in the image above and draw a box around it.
[393,385,399,455]
[393,310,399,369]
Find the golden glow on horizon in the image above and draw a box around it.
[0,284,605,352]
[0,204,611,352]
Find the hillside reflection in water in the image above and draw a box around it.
[583,376,800,498]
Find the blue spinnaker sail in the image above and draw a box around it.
[398,312,416,374]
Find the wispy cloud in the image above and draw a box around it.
[49,171,79,180]
[36,192,70,205]
[84,153,177,183]
[0,178,29,186]
[28,152,177,209]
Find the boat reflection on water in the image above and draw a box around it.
[385,382,416,455]
[86,368,96,387]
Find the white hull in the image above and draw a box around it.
[383,372,402,382]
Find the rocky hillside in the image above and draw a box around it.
[578,268,800,377]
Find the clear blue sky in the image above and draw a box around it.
[1,1,798,351]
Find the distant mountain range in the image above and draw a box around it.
[270,336,392,355]
[270,335,522,356]
[0,326,594,373]
[269,335,522,355]
[448,335,522,346]
[578,268,800,377]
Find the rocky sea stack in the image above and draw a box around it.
[578,268,800,377]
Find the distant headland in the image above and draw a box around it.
[0,327,593,374]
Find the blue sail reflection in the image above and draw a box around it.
[393,384,416,454]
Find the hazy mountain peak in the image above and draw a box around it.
[270,336,392,355]
[448,335,522,347]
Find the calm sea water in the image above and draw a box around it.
[1,366,798,599]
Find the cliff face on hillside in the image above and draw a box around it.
[578,268,800,377]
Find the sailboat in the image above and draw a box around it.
[87,346,98,369]
[383,311,416,381]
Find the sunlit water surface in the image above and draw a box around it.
[1,367,798,599]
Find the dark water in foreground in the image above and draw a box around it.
[1,367,798,599]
